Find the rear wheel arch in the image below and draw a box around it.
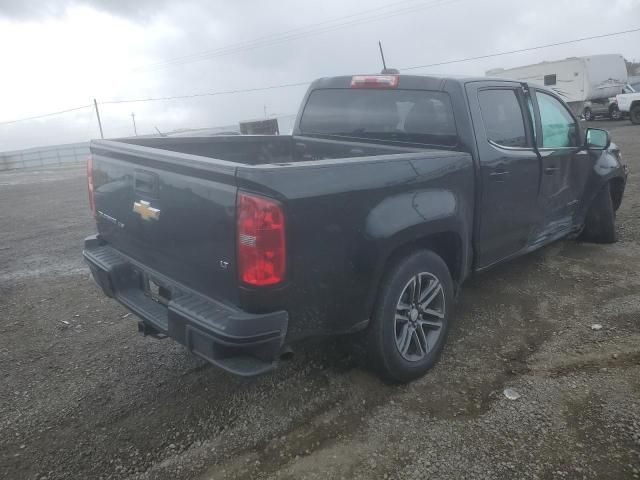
[378,231,464,293]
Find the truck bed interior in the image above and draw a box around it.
[117,135,426,166]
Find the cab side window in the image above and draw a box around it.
[537,92,578,148]
[478,89,528,148]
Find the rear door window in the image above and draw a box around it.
[477,89,529,148]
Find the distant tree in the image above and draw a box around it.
[624,58,640,75]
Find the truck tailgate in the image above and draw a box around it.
[90,141,239,304]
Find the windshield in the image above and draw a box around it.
[299,88,458,147]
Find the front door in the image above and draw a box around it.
[530,88,588,238]
[466,82,542,269]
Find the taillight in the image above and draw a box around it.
[86,155,96,218]
[350,75,399,89]
[237,192,286,286]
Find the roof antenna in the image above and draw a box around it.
[378,41,387,71]
[378,41,399,75]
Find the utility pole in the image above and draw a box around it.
[264,105,267,119]
[131,113,138,136]
[93,98,104,139]
[378,41,387,71]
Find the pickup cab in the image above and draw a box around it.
[84,74,627,382]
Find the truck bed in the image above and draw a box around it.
[116,134,426,165]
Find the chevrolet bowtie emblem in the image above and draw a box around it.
[133,200,161,221]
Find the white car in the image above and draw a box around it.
[616,84,640,124]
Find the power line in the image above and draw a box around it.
[2,26,639,125]
[399,27,640,71]
[137,0,464,72]
[100,82,311,105]
[0,84,311,125]
[0,104,92,126]
[105,26,640,106]
[137,0,428,70]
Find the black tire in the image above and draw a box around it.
[631,105,640,125]
[609,105,622,121]
[583,107,593,121]
[580,182,617,244]
[364,250,454,383]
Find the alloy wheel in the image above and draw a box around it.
[394,272,446,362]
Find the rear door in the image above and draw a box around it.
[466,82,542,268]
[530,88,588,236]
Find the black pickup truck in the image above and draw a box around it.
[84,74,627,382]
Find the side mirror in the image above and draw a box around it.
[585,128,610,150]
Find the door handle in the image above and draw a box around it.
[489,170,509,181]
[544,166,559,175]
[134,170,159,197]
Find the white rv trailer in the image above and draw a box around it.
[486,54,628,115]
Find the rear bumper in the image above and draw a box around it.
[83,235,288,376]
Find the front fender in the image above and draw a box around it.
[578,143,627,220]
[594,142,624,176]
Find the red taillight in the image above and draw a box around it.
[86,155,96,218]
[350,75,399,89]
[237,192,286,286]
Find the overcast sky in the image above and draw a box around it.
[0,0,638,151]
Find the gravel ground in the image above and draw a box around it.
[1,121,639,480]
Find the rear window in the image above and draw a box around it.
[299,89,458,147]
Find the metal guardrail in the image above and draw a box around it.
[0,142,89,171]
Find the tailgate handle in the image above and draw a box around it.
[134,170,159,197]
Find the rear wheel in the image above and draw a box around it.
[580,182,617,244]
[364,250,454,383]
[630,105,640,125]
[583,107,593,121]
